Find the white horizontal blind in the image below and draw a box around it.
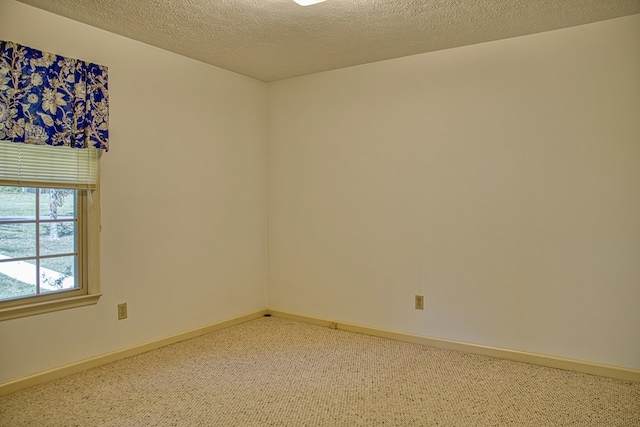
[0,141,98,190]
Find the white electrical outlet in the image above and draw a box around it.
[117,303,128,320]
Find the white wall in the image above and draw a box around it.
[0,0,267,384]
[268,15,640,369]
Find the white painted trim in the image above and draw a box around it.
[0,309,267,396]
[0,183,102,322]
[0,293,101,322]
[267,309,640,382]
[3,307,636,397]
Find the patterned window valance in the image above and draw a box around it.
[0,40,109,151]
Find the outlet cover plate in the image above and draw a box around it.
[117,303,128,320]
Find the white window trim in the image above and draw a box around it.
[0,185,102,322]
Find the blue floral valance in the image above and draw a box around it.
[0,40,109,151]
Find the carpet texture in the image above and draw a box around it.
[1,317,639,426]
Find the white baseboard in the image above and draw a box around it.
[267,309,640,383]
[0,309,267,397]
[3,307,637,397]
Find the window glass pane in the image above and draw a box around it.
[39,189,75,220]
[40,222,76,256]
[0,262,37,300]
[0,146,100,317]
[0,187,36,219]
[40,256,76,293]
[0,223,36,259]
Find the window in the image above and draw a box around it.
[0,143,101,321]
[1,40,108,320]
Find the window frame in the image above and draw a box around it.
[0,184,101,322]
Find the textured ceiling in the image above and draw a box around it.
[15,0,640,82]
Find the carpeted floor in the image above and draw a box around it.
[1,316,639,426]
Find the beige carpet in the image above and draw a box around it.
[1,316,639,426]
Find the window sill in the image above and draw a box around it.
[0,293,102,321]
